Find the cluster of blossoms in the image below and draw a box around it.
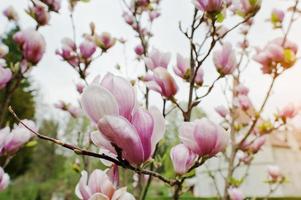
[0,120,36,191]
[76,169,135,200]
[254,38,298,74]
[170,119,229,175]
[81,73,165,165]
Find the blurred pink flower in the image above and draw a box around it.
[228,187,244,200]
[13,28,46,65]
[194,0,223,12]
[3,6,19,21]
[80,40,96,59]
[0,44,9,58]
[145,48,171,70]
[179,118,228,157]
[215,105,229,118]
[170,144,197,175]
[94,32,116,52]
[271,9,285,24]
[0,66,12,89]
[134,44,144,56]
[145,67,178,98]
[41,0,61,12]
[28,2,50,26]
[213,43,237,75]
[75,169,135,200]
[195,67,204,86]
[267,165,282,181]
[149,10,160,22]
[278,104,297,120]
[173,54,190,80]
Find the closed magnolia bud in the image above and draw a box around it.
[215,105,229,118]
[134,44,144,56]
[28,2,50,26]
[170,144,196,175]
[173,54,190,80]
[194,0,223,13]
[267,165,282,181]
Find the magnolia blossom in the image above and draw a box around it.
[232,0,261,16]
[80,40,96,59]
[213,43,237,75]
[145,67,178,98]
[235,84,249,96]
[267,165,282,181]
[194,0,223,13]
[81,73,165,165]
[149,10,160,21]
[170,144,197,175]
[94,32,116,51]
[41,0,61,12]
[0,66,12,89]
[254,37,298,74]
[3,6,19,21]
[122,12,134,25]
[235,95,252,111]
[228,187,244,200]
[56,37,79,66]
[271,9,285,25]
[195,67,204,86]
[28,2,50,26]
[239,136,265,153]
[0,120,36,156]
[54,101,81,118]
[179,118,228,157]
[0,44,9,58]
[134,44,144,56]
[13,28,46,64]
[215,105,229,118]
[145,48,171,70]
[173,54,190,80]
[278,104,297,120]
[0,167,9,191]
[76,82,85,94]
[75,169,135,200]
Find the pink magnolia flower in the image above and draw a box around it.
[80,40,96,59]
[134,44,144,56]
[0,167,9,191]
[271,9,285,24]
[235,95,252,111]
[278,104,297,120]
[0,66,12,89]
[0,120,36,156]
[250,136,266,153]
[179,118,228,157]
[122,12,134,25]
[81,73,165,165]
[3,6,19,21]
[235,84,249,96]
[232,0,261,16]
[194,0,223,13]
[76,82,85,94]
[215,105,229,118]
[149,10,160,22]
[75,169,135,200]
[213,43,237,75]
[195,67,204,86]
[56,37,79,66]
[94,32,116,52]
[267,165,282,181]
[13,28,46,65]
[145,67,178,99]
[28,2,50,26]
[145,48,171,70]
[67,105,81,118]
[0,44,9,58]
[254,38,298,73]
[170,144,197,175]
[228,187,244,200]
[173,54,190,80]
[41,0,61,12]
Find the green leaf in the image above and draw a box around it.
[25,140,37,148]
[216,12,225,23]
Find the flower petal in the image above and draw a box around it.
[98,116,145,165]
[149,106,165,155]
[81,85,119,123]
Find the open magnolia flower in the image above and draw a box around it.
[81,73,165,165]
[75,169,135,200]
[0,120,36,156]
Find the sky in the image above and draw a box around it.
[0,0,301,126]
